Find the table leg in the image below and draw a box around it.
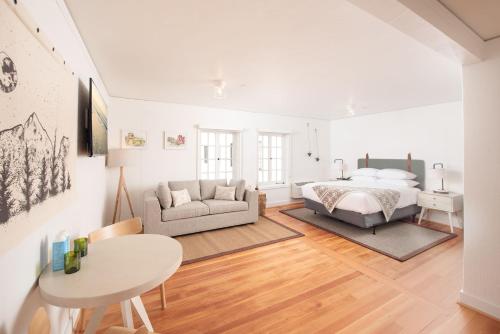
[418,208,426,225]
[120,299,134,328]
[448,212,454,233]
[84,306,106,334]
[131,296,153,332]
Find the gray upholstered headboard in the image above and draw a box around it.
[357,156,425,190]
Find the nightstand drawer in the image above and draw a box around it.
[418,195,452,211]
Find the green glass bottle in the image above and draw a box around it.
[64,251,80,274]
[74,237,88,257]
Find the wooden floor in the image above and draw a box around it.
[91,204,500,333]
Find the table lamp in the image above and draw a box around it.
[334,158,349,180]
[107,149,141,223]
[431,162,448,194]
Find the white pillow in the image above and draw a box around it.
[377,168,417,180]
[171,189,191,207]
[377,179,419,187]
[214,186,236,201]
[351,168,379,177]
[350,175,377,182]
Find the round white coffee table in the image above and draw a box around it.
[39,234,182,334]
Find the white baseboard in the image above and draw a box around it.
[459,289,500,320]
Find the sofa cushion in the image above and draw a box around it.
[162,201,209,221]
[203,199,249,215]
[200,179,227,200]
[168,180,201,201]
[157,182,172,208]
[229,179,246,201]
[214,186,236,201]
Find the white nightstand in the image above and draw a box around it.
[417,191,463,232]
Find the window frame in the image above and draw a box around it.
[197,128,241,181]
[257,132,288,186]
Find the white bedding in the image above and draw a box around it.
[302,180,420,215]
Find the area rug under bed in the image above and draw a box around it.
[280,207,456,261]
[175,216,303,264]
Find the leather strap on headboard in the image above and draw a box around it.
[407,153,412,172]
[365,153,369,167]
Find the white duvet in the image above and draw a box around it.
[301,180,420,215]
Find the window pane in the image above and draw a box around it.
[208,146,215,159]
[271,136,277,147]
[220,147,226,159]
[201,132,209,145]
[271,147,277,158]
[277,159,282,170]
[201,172,208,179]
[219,160,226,172]
[271,159,277,170]
[219,133,226,145]
[263,147,269,159]
[277,170,282,182]
[227,172,232,180]
[277,136,282,146]
[262,136,268,147]
[227,134,233,145]
[258,171,263,182]
[271,169,276,182]
[209,132,215,145]
[201,160,208,172]
[209,159,215,172]
[209,173,215,180]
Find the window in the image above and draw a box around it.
[199,130,239,180]
[258,133,286,185]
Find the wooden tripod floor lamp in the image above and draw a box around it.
[107,149,141,223]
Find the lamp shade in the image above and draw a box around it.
[107,149,141,168]
[430,167,446,178]
[333,159,344,170]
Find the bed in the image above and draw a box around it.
[302,154,424,232]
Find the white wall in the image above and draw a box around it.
[460,38,500,319]
[330,101,464,225]
[106,97,331,220]
[0,1,108,333]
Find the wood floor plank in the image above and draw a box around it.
[90,204,500,334]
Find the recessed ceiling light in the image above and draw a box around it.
[213,79,226,99]
[346,105,355,116]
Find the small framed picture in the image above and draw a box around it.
[164,132,187,150]
[121,129,147,149]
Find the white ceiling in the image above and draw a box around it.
[65,0,462,120]
[439,0,500,41]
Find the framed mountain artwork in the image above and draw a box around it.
[0,0,77,255]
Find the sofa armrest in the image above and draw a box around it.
[244,190,259,222]
[143,190,161,234]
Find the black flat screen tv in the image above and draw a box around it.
[87,78,108,156]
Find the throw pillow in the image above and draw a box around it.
[229,179,246,201]
[214,186,236,201]
[171,189,191,207]
[157,182,172,208]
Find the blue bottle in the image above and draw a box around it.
[52,231,69,271]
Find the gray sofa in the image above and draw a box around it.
[143,179,258,236]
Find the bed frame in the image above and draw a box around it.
[304,153,424,234]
